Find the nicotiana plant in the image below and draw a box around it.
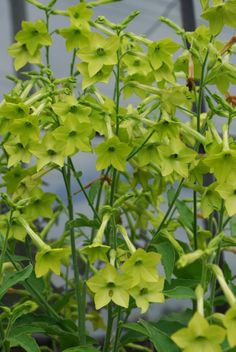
[1,0,236,351]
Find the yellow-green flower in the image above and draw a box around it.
[78,33,119,77]
[87,264,131,309]
[223,303,236,347]
[121,248,161,286]
[35,247,70,278]
[129,278,165,313]
[171,312,225,352]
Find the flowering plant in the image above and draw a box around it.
[1,0,236,351]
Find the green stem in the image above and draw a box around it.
[103,303,113,352]
[148,178,184,247]
[70,49,77,76]
[127,130,155,161]
[209,200,224,314]
[113,307,122,352]
[68,158,101,224]
[0,211,13,278]
[5,249,61,322]
[193,190,198,250]
[45,11,50,68]
[62,164,85,344]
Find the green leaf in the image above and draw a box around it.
[153,241,175,283]
[67,215,100,229]
[0,264,33,299]
[9,335,40,352]
[176,199,193,230]
[164,286,195,299]
[230,217,236,237]
[63,347,100,352]
[200,0,209,10]
[140,321,180,352]
[88,181,101,205]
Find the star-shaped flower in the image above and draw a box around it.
[121,248,161,286]
[78,33,119,77]
[171,312,226,352]
[15,20,52,55]
[35,247,71,278]
[129,278,165,313]
[87,264,131,309]
[95,136,131,171]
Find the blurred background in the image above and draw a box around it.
[0,0,205,95]
[1,0,235,323]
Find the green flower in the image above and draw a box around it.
[52,96,91,123]
[223,304,236,347]
[216,177,236,216]
[0,101,29,119]
[53,118,92,156]
[67,3,93,26]
[129,278,165,313]
[202,1,236,36]
[121,248,161,286]
[122,53,151,76]
[8,42,41,70]
[157,139,196,178]
[3,166,31,194]
[148,38,179,70]
[80,242,110,264]
[95,136,131,171]
[201,182,222,218]
[0,211,27,242]
[9,116,40,145]
[87,264,131,309]
[30,134,65,171]
[59,23,90,51]
[204,148,236,183]
[171,312,226,352]
[77,62,113,90]
[23,188,55,221]
[78,33,120,77]
[35,247,71,278]
[15,20,52,55]
[4,137,32,167]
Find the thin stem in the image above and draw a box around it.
[62,165,85,344]
[0,211,13,277]
[103,303,113,352]
[5,249,61,321]
[68,158,101,224]
[193,190,198,250]
[148,178,184,247]
[113,307,122,352]
[209,200,224,314]
[45,11,50,68]
[127,130,155,161]
[70,49,77,76]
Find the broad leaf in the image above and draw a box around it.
[0,264,33,299]
[9,335,40,352]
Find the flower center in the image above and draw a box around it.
[133,59,140,66]
[16,143,24,149]
[47,149,56,156]
[96,47,105,56]
[107,282,115,288]
[24,121,32,128]
[69,105,78,113]
[140,288,148,295]
[108,146,115,152]
[69,131,77,137]
[135,259,143,266]
[171,153,178,159]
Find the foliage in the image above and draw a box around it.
[1,0,236,351]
